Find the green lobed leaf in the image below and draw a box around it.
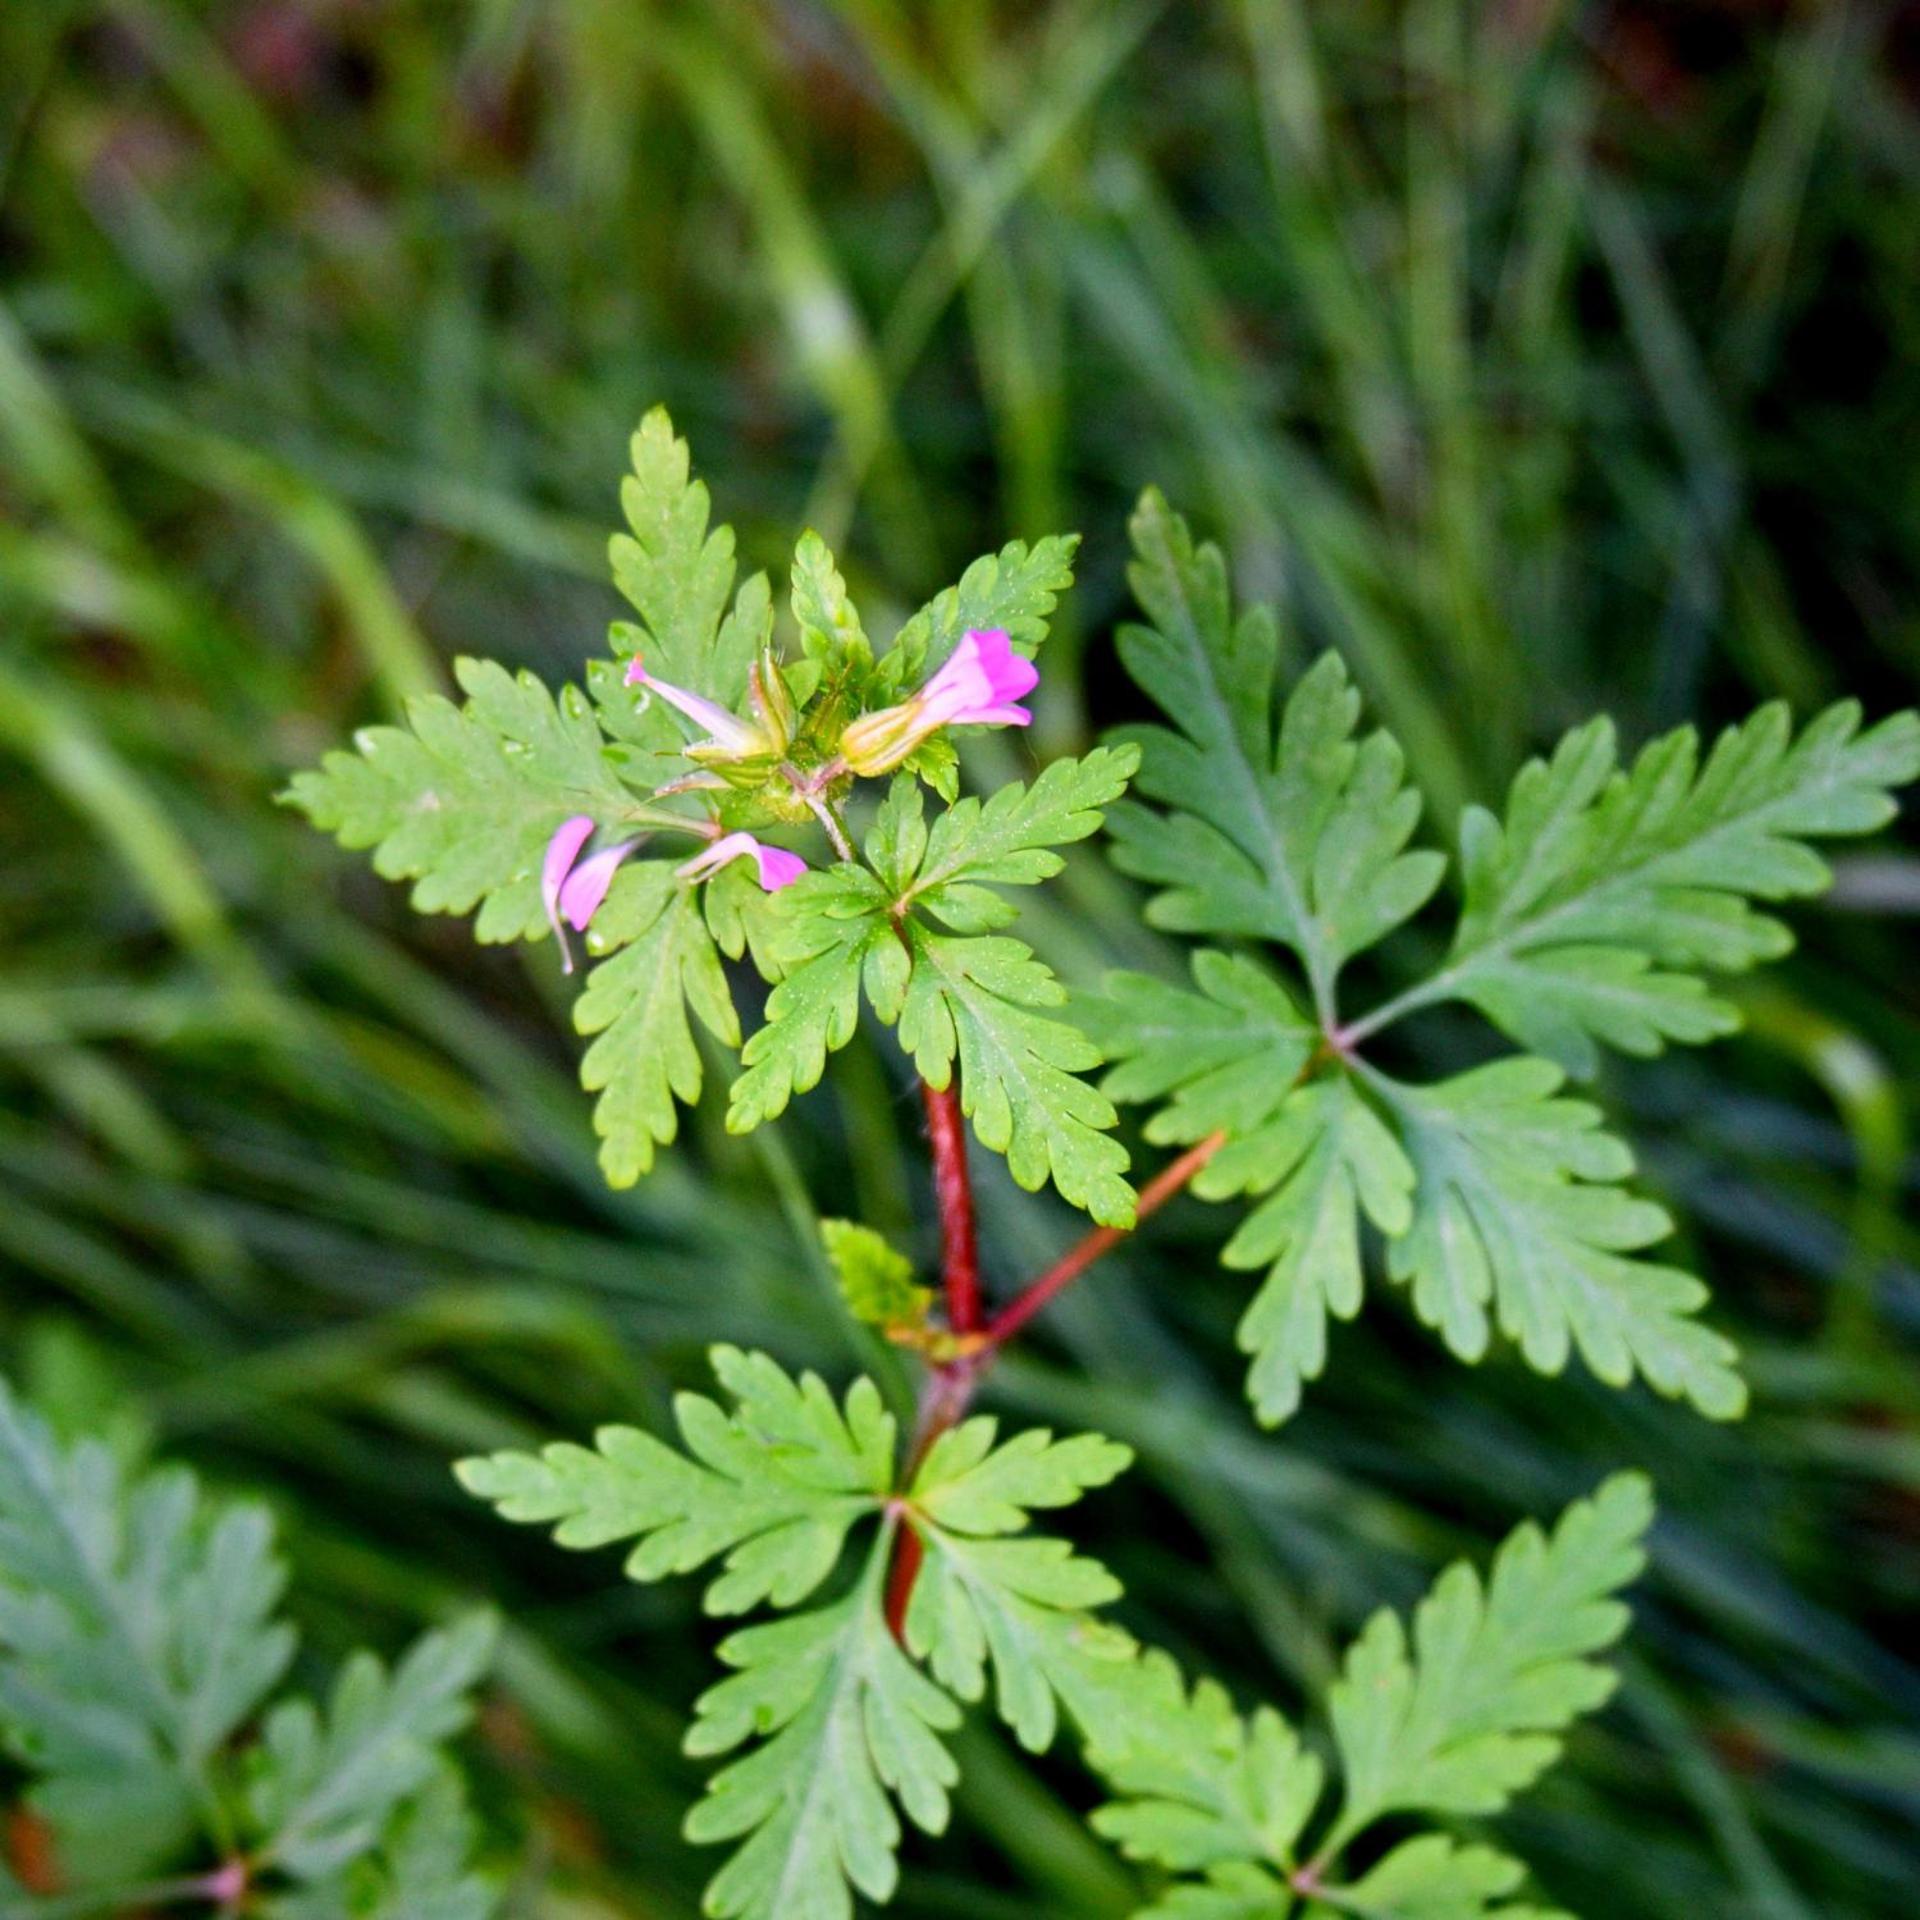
[790,531,874,731]
[1132,1863,1296,1919]
[610,406,756,704]
[1084,950,1318,1147]
[878,532,1080,693]
[895,745,1141,927]
[1430,702,1920,1073]
[457,1346,893,1616]
[896,923,1137,1227]
[1375,1058,1746,1420]
[1089,1655,1322,1879]
[0,1379,294,1879]
[574,861,742,1186]
[1108,492,1444,1013]
[246,1613,496,1881]
[260,1772,499,1920]
[724,867,894,1133]
[904,1417,1137,1755]
[1315,1835,1568,1920]
[1200,1074,1415,1427]
[1086,1483,1647,1919]
[284,657,637,946]
[683,1546,961,1920]
[1326,1473,1652,1843]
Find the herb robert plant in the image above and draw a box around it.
[281,410,1920,1920]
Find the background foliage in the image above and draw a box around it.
[2,2,1917,1916]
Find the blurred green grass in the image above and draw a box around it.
[2,2,1919,1914]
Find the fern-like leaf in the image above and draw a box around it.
[1108,492,1444,1014]
[1428,703,1920,1073]
[1375,1059,1745,1419]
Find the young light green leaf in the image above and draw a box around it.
[821,1220,931,1333]
[1327,1473,1651,1845]
[1376,1059,1746,1420]
[575,861,741,1185]
[1318,1835,1568,1920]
[0,1380,294,1878]
[1197,1074,1415,1426]
[880,532,1079,691]
[1109,492,1444,1013]
[284,658,636,946]
[896,925,1136,1227]
[248,1613,496,1881]
[457,1346,893,1616]
[1084,950,1318,1146]
[685,1549,961,1920]
[1421,702,1920,1073]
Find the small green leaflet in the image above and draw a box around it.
[891,746,1142,930]
[897,925,1136,1227]
[575,862,741,1186]
[259,1772,498,1920]
[246,1614,497,1881]
[460,1349,1144,1920]
[1108,491,1443,1015]
[686,1547,960,1920]
[821,1219,931,1333]
[457,1345,894,1614]
[877,532,1080,694]
[904,1419,1136,1754]
[1203,1073,1414,1428]
[610,406,759,707]
[1089,1657,1322,1877]
[1324,1836,1571,1920]
[284,656,636,946]
[1084,951,1318,1147]
[1088,1476,1651,1920]
[725,867,894,1134]
[1431,701,1920,1073]
[1326,1473,1650,1843]
[1375,1059,1746,1420]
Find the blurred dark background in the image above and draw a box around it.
[2,3,1918,1915]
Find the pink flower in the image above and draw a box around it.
[542,815,638,973]
[677,832,808,893]
[625,652,767,758]
[839,628,1038,775]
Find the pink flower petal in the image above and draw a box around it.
[624,651,764,753]
[752,844,809,892]
[921,627,1037,727]
[559,840,637,931]
[541,815,597,973]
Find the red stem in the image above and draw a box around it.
[881,1124,1223,1643]
[883,1522,925,1640]
[921,1080,982,1335]
[984,1131,1225,1345]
